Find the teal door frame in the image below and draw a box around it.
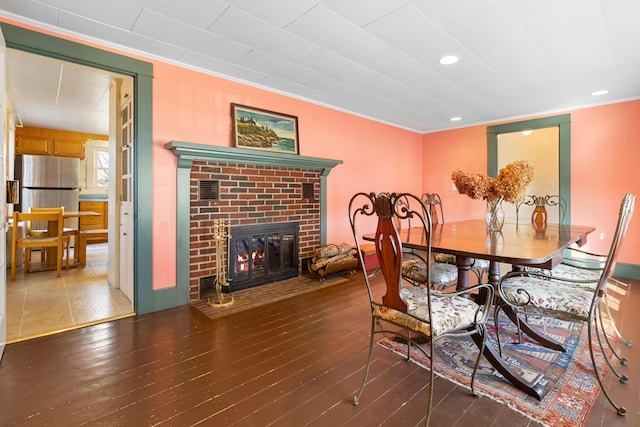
[487,114,571,223]
[0,22,156,314]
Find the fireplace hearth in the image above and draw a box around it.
[228,222,300,292]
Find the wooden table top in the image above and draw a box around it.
[399,219,595,269]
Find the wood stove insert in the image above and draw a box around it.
[229,222,300,292]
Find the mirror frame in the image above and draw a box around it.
[487,114,571,223]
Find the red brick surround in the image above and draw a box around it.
[189,160,321,301]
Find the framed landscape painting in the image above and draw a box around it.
[232,104,299,155]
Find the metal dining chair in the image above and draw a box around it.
[495,193,636,416]
[515,194,568,225]
[349,192,494,425]
[421,192,490,285]
[393,194,458,290]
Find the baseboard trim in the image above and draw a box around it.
[615,263,640,280]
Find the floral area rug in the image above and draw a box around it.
[378,315,615,427]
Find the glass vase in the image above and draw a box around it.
[485,199,505,232]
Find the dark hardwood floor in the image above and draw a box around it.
[0,273,638,426]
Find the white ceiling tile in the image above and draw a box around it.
[0,0,59,25]
[36,0,142,30]
[285,5,388,61]
[222,0,317,27]
[363,4,466,68]
[126,0,228,29]
[443,5,562,105]
[412,0,503,26]
[133,9,251,62]
[178,50,268,83]
[209,6,319,62]
[317,0,408,27]
[235,50,321,84]
[297,49,379,85]
[58,10,187,60]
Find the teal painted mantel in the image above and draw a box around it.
[165,141,343,304]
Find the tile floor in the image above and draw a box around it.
[5,242,134,343]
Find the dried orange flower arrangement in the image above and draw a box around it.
[451,160,534,204]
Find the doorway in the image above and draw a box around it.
[487,114,572,222]
[0,23,155,346]
[0,22,153,316]
[496,127,560,223]
[4,51,134,342]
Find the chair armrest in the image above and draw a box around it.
[564,246,606,259]
[443,282,495,324]
[500,269,599,289]
[563,247,606,270]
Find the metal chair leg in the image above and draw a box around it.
[588,310,627,416]
[352,317,377,406]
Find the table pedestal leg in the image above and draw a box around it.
[471,333,545,400]
[488,261,501,285]
[500,304,567,352]
[455,256,474,292]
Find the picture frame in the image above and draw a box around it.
[231,103,299,155]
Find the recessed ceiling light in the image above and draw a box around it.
[450,116,462,122]
[521,130,533,136]
[591,90,608,96]
[438,55,459,65]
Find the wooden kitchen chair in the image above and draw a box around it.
[349,192,494,425]
[29,207,75,268]
[11,211,66,280]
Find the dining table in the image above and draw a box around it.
[42,210,101,268]
[401,219,595,288]
[393,219,596,400]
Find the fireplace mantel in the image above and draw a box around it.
[165,141,342,304]
[165,141,342,172]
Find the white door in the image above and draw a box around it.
[0,27,7,361]
[107,78,134,303]
[119,80,134,301]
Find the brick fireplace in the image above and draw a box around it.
[165,142,342,303]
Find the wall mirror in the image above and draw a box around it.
[487,114,571,224]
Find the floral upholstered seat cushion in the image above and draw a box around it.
[371,286,482,337]
[528,263,601,290]
[433,253,456,264]
[401,259,458,286]
[500,275,595,318]
[471,258,490,269]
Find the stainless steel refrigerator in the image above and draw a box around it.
[21,154,80,229]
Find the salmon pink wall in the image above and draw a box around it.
[423,101,640,266]
[152,63,424,289]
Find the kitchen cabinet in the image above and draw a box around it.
[79,201,108,242]
[16,135,51,156]
[15,126,107,159]
[53,138,86,158]
[16,135,85,158]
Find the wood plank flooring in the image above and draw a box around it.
[0,273,638,426]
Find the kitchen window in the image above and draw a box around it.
[95,149,109,187]
[82,140,110,192]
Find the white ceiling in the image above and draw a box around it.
[6,49,123,135]
[1,0,640,135]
